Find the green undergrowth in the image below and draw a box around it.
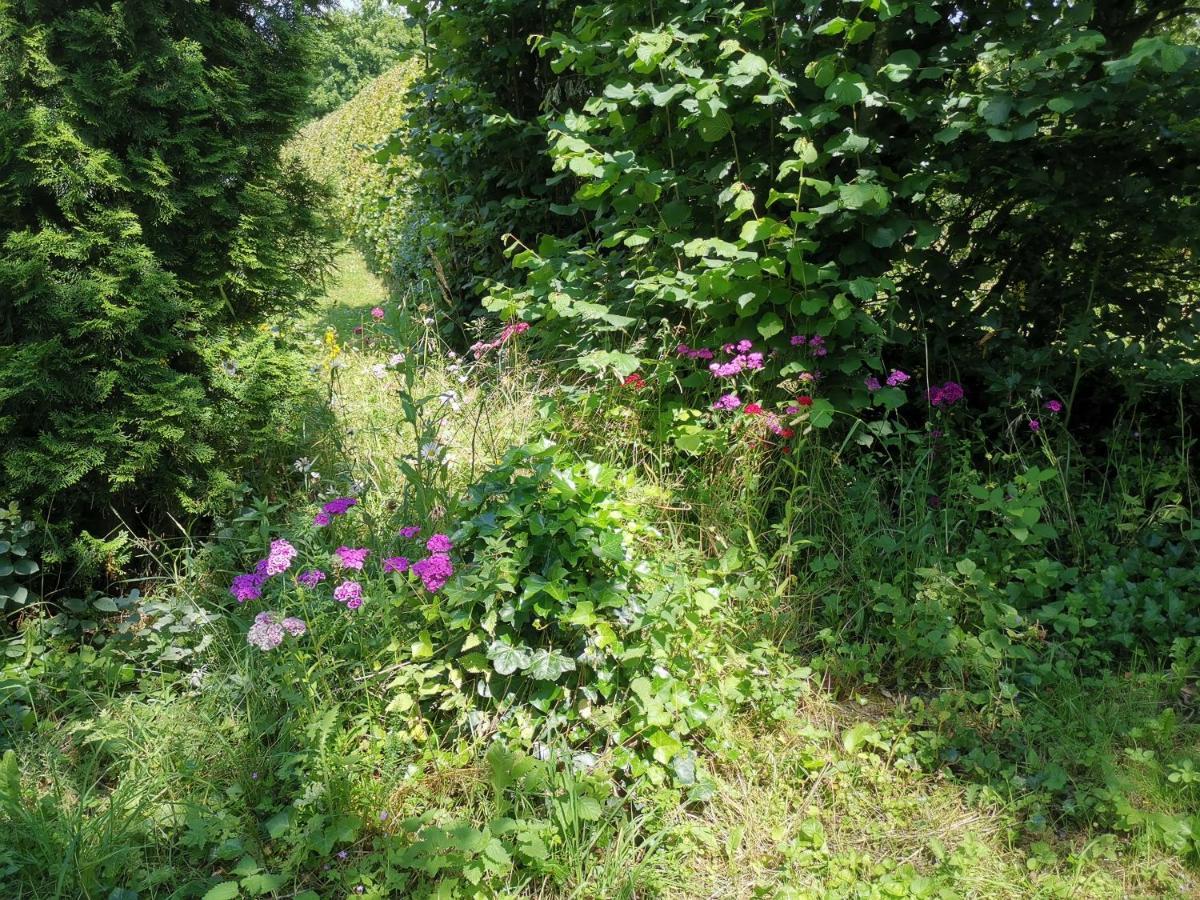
[2,255,1197,898]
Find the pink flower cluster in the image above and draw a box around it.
[675,343,714,361]
[1043,399,1063,413]
[371,307,385,320]
[297,569,326,588]
[382,556,410,574]
[712,393,741,411]
[865,369,910,392]
[709,347,765,379]
[470,321,530,358]
[334,546,371,570]
[409,533,455,592]
[247,611,307,651]
[399,525,421,539]
[264,539,297,576]
[790,335,827,357]
[333,580,363,610]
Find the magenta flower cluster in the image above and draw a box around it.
[334,546,371,570]
[470,321,530,359]
[230,539,297,602]
[399,525,421,539]
[928,381,965,408]
[382,556,410,574]
[407,532,455,592]
[333,580,364,610]
[712,393,741,411]
[790,334,827,357]
[314,496,358,527]
[675,343,714,361]
[297,569,326,588]
[709,347,766,379]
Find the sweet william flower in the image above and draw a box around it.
[864,376,882,392]
[334,546,370,570]
[426,534,453,553]
[371,307,384,320]
[711,393,741,411]
[1029,419,1041,432]
[1043,399,1063,413]
[297,569,326,587]
[382,556,410,574]
[399,525,421,539]
[796,396,813,407]
[744,403,763,416]
[333,580,363,610]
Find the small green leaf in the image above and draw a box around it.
[201,883,240,900]
[487,641,531,676]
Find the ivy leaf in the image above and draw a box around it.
[528,649,576,681]
[487,641,532,676]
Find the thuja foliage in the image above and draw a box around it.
[393,0,1199,423]
[0,2,334,558]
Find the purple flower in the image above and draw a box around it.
[864,376,882,392]
[230,572,267,603]
[313,512,331,527]
[337,850,348,861]
[335,546,370,570]
[382,556,410,574]
[399,525,421,539]
[736,339,754,353]
[281,617,307,636]
[426,534,453,554]
[254,559,270,576]
[1029,419,1040,432]
[265,539,297,576]
[297,569,326,588]
[711,393,741,411]
[885,369,910,387]
[789,335,807,346]
[412,555,454,593]
[928,381,964,407]
[333,580,363,610]
[322,497,358,516]
[1043,399,1063,413]
[808,335,828,357]
[708,360,743,379]
[371,306,384,320]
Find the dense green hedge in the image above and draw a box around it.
[0,2,333,575]
[389,0,1199,428]
[289,59,434,300]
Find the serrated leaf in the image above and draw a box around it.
[201,883,240,900]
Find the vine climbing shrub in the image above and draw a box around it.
[393,0,1199,425]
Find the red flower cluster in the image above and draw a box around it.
[623,373,647,389]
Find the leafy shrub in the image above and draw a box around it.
[308,0,415,119]
[0,2,334,565]
[391,0,1200,425]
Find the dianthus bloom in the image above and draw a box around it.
[399,525,421,539]
[297,569,326,588]
[1029,419,1041,432]
[382,556,410,574]
[744,402,763,416]
[371,307,384,320]
[425,534,453,554]
[334,546,370,570]
[313,512,331,527]
[808,335,828,357]
[469,320,529,358]
[675,343,714,361]
[864,376,882,392]
[333,580,363,610]
[247,612,285,651]
[1043,399,1063,413]
[789,335,807,346]
[623,373,646,389]
[230,572,267,603]
[886,369,910,387]
[322,497,358,516]
[796,396,813,407]
[736,339,753,353]
[281,616,307,637]
[711,393,741,411]
[928,381,965,407]
[265,539,297,576]
[412,555,454,593]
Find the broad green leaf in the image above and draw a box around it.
[825,73,868,106]
[201,884,240,900]
[487,641,531,676]
[527,649,576,681]
[757,312,784,339]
